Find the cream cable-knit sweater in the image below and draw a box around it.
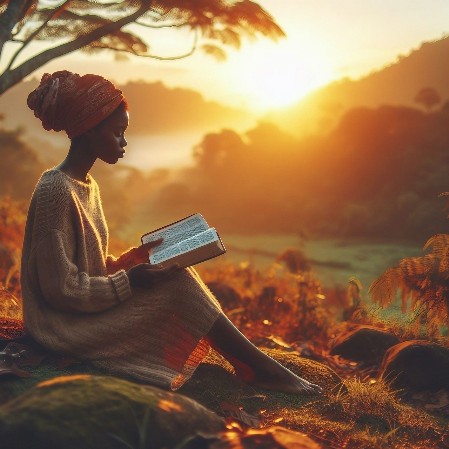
[21,169,222,389]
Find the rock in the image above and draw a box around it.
[330,325,399,366]
[0,374,224,449]
[379,340,449,391]
[262,348,345,394]
[207,282,242,310]
[181,348,345,418]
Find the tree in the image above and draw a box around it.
[414,87,441,112]
[0,0,284,95]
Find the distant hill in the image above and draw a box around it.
[267,35,449,135]
[0,77,256,165]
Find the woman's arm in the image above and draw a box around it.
[35,229,132,313]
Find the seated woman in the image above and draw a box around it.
[21,70,321,394]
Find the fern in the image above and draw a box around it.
[369,234,449,334]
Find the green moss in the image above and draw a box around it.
[0,349,445,449]
[0,360,103,404]
[0,375,224,449]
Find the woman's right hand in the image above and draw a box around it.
[126,263,180,289]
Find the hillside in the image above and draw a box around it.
[268,35,449,135]
[0,77,256,165]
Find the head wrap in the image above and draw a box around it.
[27,70,125,139]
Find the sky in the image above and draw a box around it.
[10,0,449,112]
[40,0,449,112]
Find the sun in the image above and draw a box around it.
[229,41,334,112]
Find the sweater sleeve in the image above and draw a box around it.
[35,229,132,313]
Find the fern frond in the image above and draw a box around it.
[423,233,449,256]
[369,267,401,308]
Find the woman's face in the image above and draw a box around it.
[88,103,129,164]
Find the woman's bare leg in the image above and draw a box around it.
[205,313,321,394]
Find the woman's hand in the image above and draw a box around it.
[126,263,180,289]
[127,238,164,265]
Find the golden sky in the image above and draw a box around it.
[22,0,449,112]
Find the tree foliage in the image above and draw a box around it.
[414,87,441,112]
[0,0,284,95]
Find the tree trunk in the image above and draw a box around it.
[0,1,152,96]
[0,0,31,59]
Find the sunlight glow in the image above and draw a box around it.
[229,40,335,112]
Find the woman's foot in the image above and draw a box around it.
[250,363,322,395]
[205,314,322,395]
[252,372,322,394]
[231,354,322,394]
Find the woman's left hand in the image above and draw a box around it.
[128,238,164,264]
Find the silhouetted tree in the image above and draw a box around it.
[414,87,441,112]
[0,125,44,199]
[0,0,284,95]
[193,129,246,170]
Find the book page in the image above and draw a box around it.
[149,228,221,265]
[142,213,209,255]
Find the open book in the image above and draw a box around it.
[141,213,226,268]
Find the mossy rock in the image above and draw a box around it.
[180,348,345,417]
[0,374,224,449]
[330,325,399,367]
[0,359,105,405]
[261,348,345,393]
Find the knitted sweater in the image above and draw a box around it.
[21,169,222,389]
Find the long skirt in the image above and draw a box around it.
[27,268,222,390]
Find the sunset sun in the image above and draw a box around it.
[230,41,335,112]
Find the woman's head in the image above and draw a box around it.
[27,70,126,139]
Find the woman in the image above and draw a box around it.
[21,70,321,394]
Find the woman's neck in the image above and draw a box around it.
[57,139,96,182]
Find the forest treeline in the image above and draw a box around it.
[2,102,449,245]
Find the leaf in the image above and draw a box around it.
[2,342,48,368]
[201,44,227,61]
[0,353,31,378]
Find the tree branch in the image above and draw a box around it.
[5,1,70,72]
[91,29,198,60]
[135,18,189,29]
[0,0,32,60]
[0,0,152,95]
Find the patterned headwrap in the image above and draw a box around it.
[27,70,125,139]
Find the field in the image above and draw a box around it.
[1,216,449,448]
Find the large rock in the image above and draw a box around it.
[330,325,399,366]
[379,340,449,391]
[262,348,345,394]
[0,374,224,449]
[181,348,345,419]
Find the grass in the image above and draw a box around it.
[1,253,448,448]
[180,351,446,449]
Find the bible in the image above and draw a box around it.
[141,213,226,268]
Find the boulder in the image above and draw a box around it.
[379,340,449,391]
[181,348,346,417]
[262,348,345,394]
[330,325,399,366]
[0,374,224,449]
